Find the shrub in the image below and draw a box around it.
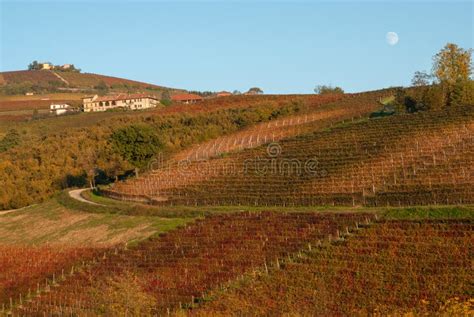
[0,129,20,152]
[314,85,344,95]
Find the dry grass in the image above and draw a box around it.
[0,199,191,247]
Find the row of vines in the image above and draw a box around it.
[6,212,374,315]
[195,219,474,315]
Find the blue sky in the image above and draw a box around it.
[0,1,472,93]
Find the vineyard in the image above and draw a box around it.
[0,70,179,92]
[195,219,474,315]
[55,72,173,91]
[169,97,374,163]
[105,90,391,203]
[0,246,103,307]
[6,212,374,315]
[0,71,61,86]
[106,105,474,207]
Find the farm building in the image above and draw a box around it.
[82,93,160,112]
[50,103,77,115]
[171,93,203,104]
[217,91,232,97]
[39,62,53,70]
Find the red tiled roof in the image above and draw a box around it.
[171,93,203,101]
[91,93,158,102]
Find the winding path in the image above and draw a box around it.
[1,190,104,216]
[0,204,37,216]
[68,189,104,206]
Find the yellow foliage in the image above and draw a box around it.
[433,43,472,85]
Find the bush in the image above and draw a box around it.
[314,85,344,95]
[0,129,20,152]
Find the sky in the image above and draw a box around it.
[0,1,472,94]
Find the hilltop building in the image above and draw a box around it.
[82,94,160,112]
[39,62,53,70]
[217,91,232,97]
[171,93,203,104]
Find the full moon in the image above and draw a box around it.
[386,32,399,46]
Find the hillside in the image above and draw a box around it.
[0,93,357,209]
[0,69,185,122]
[0,70,181,94]
[106,105,474,207]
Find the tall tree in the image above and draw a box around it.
[432,43,472,85]
[95,80,109,95]
[28,61,40,70]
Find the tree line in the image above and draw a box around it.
[398,43,473,112]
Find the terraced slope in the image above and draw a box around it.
[106,91,389,203]
[11,212,373,315]
[108,106,473,206]
[195,219,474,315]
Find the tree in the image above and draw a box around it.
[314,85,344,95]
[95,81,109,95]
[449,79,474,107]
[110,124,163,169]
[432,43,472,85]
[233,90,242,95]
[247,87,263,95]
[421,85,446,111]
[28,61,40,70]
[160,90,171,106]
[161,90,171,101]
[411,71,433,86]
[432,43,472,107]
[32,109,40,120]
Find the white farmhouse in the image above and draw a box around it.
[50,103,73,115]
[82,94,160,112]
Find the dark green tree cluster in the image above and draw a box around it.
[314,85,344,95]
[27,60,44,70]
[247,87,264,95]
[0,130,20,152]
[111,125,163,169]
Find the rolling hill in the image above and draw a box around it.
[0,69,185,121]
[106,103,474,207]
[0,70,182,94]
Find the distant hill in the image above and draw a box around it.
[0,70,184,96]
